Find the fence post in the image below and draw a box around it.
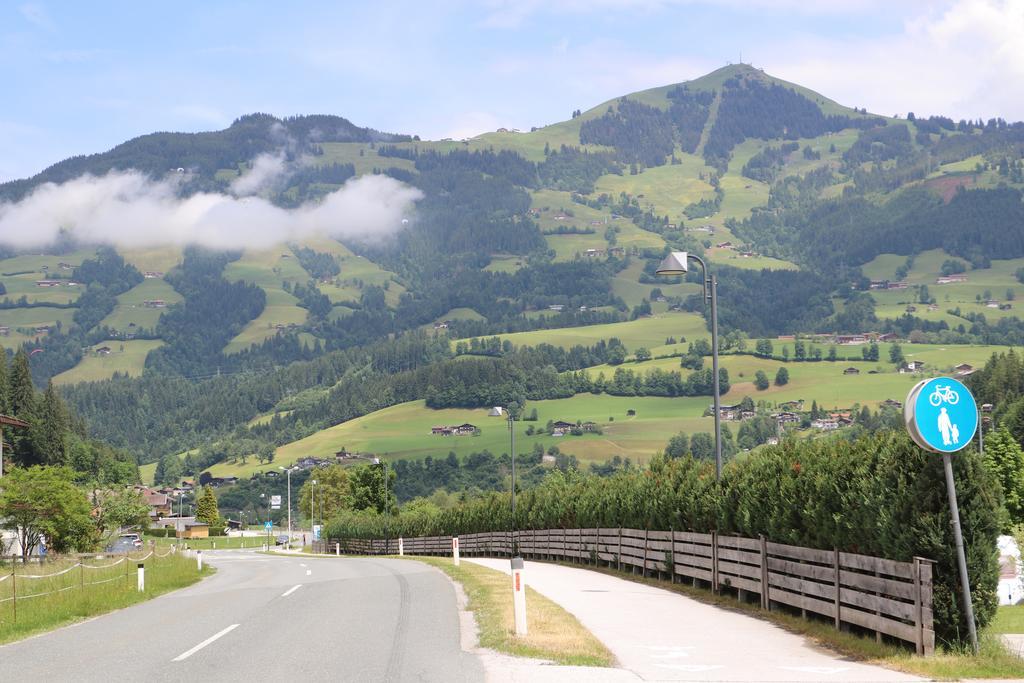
[197,550,203,571]
[670,529,676,583]
[759,535,768,610]
[80,562,85,590]
[11,568,16,623]
[917,561,925,655]
[125,554,130,587]
[711,530,719,593]
[643,528,649,577]
[617,528,623,572]
[562,527,567,561]
[833,547,841,629]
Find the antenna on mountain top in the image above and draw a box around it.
[739,51,742,65]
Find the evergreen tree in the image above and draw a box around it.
[774,367,789,386]
[889,343,905,366]
[154,453,184,487]
[984,427,1024,526]
[0,352,9,415]
[195,485,220,525]
[9,349,36,418]
[34,381,70,465]
[754,370,769,390]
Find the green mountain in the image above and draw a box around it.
[2,64,1024,481]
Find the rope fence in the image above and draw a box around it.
[0,543,190,623]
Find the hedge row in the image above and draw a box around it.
[326,431,1001,645]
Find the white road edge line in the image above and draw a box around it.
[172,624,239,662]
[281,584,302,597]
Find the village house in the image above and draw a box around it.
[954,363,974,376]
[881,398,904,410]
[143,271,164,279]
[35,280,62,287]
[935,274,968,284]
[96,346,112,355]
[431,424,478,436]
[143,299,166,308]
[433,321,449,330]
[548,304,565,312]
[488,407,504,417]
[550,420,575,436]
[140,488,172,519]
[835,334,868,345]
[715,241,733,249]
[774,412,800,427]
[0,326,8,337]
[900,360,926,373]
[581,421,599,432]
[812,418,839,431]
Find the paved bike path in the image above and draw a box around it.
[468,558,924,682]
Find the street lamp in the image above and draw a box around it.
[656,251,722,481]
[279,466,293,548]
[311,479,317,542]
[501,408,520,559]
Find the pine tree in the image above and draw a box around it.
[0,352,10,415]
[9,349,36,419]
[34,381,69,465]
[195,485,220,526]
[984,427,1024,526]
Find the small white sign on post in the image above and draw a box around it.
[452,536,460,566]
[511,557,527,636]
[270,495,282,511]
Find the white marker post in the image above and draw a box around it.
[398,537,404,556]
[196,550,203,571]
[335,542,340,556]
[137,563,145,592]
[452,537,460,566]
[511,557,527,636]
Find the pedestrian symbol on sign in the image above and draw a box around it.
[264,521,272,530]
[904,377,977,454]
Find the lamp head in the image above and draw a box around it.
[656,251,689,276]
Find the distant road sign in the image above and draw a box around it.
[264,521,272,530]
[905,377,979,453]
[270,495,282,510]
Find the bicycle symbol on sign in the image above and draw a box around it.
[928,385,960,407]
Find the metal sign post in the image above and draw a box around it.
[904,376,980,654]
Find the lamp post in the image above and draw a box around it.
[279,466,293,548]
[656,251,722,481]
[507,409,517,558]
[311,479,317,542]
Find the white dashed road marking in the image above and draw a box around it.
[281,584,302,597]
[172,624,239,662]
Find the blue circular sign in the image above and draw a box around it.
[904,377,979,453]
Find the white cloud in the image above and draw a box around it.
[764,0,1024,121]
[0,170,423,251]
[230,153,290,197]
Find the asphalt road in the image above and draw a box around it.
[0,551,484,682]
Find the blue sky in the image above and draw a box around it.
[2,0,1023,182]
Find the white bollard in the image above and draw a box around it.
[511,557,527,636]
[137,563,145,592]
[335,542,340,556]
[197,550,203,571]
[398,537,404,556]
[452,536,460,566]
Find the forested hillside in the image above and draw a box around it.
[2,62,1023,489]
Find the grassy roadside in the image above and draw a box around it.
[0,552,212,645]
[404,555,614,667]
[568,561,1024,681]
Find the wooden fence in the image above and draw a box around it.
[319,529,935,655]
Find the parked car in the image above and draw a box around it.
[275,534,290,546]
[105,537,137,553]
[119,532,143,548]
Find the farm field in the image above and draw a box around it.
[119,246,183,274]
[53,339,164,385]
[99,278,182,333]
[593,156,714,222]
[454,312,709,354]
[611,259,699,310]
[862,249,1024,323]
[222,247,311,353]
[0,307,76,350]
[206,395,718,478]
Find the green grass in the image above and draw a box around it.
[0,307,76,349]
[990,605,1024,634]
[404,555,613,667]
[222,246,311,353]
[484,255,526,274]
[138,461,157,486]
[0,551,210,644]
[454,312,709,354]
[98,278,182,333]
[593,156,714,223]
[611,260,700,310]
[118,246,183,274]
[52,340,164,385]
